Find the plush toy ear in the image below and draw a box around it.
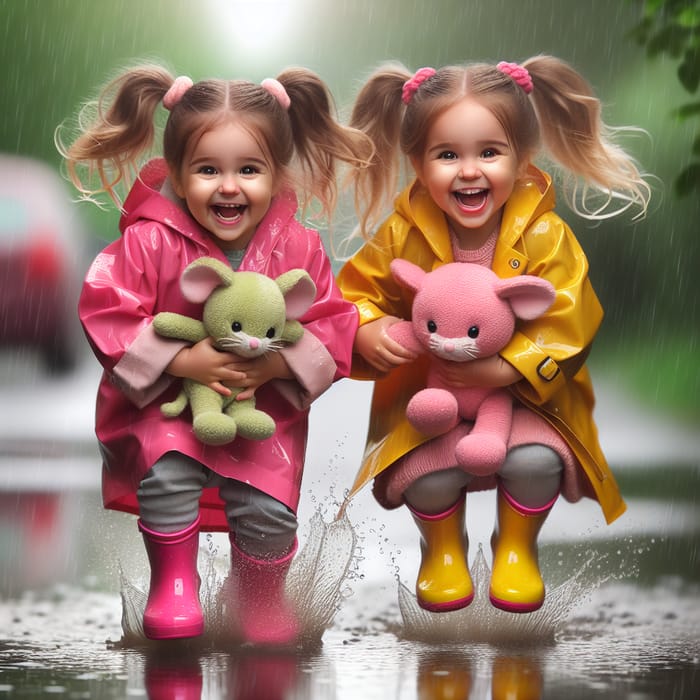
[179,257,234,303]
[390,258,427,293]
[275,269,317,320]
[495,275,556,320]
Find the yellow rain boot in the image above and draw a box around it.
[409,497,473,612]
[489,487,556,613]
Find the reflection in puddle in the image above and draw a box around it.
[1,508,699,698]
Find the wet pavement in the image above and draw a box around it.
[1,351,699,698]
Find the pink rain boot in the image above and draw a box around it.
[229,536,299,645]
[138,517,204,639]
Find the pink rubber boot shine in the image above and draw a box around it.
[138,517,204,639]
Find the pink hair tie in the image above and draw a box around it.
[163,76,194,110]
[497,61,533,94]
[261,78,291,110]
[402,67,436,104]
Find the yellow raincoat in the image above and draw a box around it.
[337,166,625,524]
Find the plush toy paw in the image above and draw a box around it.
[454,433,507,476]
[192,412,238,446]
[229,407,276,441]
[407,388,460,436]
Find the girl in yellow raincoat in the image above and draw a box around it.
[337,57,650,613]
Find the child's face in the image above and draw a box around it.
[412,97,523,247]
[172,120,275,251]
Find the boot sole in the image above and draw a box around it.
[417,591,474,613]
[143,619,204,640]
[488,594,543,614]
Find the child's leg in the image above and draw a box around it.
[218,480,297,560]
[136,453,209,639]
[218,480,298,645]
[403,466,471,514]
[498,444,562,509]
[404,468,474,612]
[490,445,562,612]
[137,452,209,532]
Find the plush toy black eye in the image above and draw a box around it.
[266,327,276,339]
[468,325,479,338]
[232,321,242,333]
[427,320,437,333]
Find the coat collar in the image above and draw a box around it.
[397,164,555,274]
[119,158,299,257]
[493,165,555,276]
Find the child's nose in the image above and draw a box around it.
[458,160,481,180]
[219,175,240,194]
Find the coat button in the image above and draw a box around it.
[509,259,520,269]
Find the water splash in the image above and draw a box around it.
[395,542,637,645]
[117,510,357,649]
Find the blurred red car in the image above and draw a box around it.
[0,155,85,373]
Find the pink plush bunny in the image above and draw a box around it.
[388,260,555,476]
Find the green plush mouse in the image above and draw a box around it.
[153,256,316,446]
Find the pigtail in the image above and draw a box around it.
[523,55,650,219]
[277,67,374,220]
[56,64,175,207]
[349,64,411,239]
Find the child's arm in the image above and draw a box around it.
[166,337,246,397]
[358,316,420,373]
[225,352,294,402]
[434,354,522,389]
[499,214,602,405]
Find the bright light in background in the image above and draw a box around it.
[204,0,303,69]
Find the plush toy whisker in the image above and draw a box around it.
[428,335,480,361]
[216,336,285,356]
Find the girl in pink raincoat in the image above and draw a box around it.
[58,63,372,645]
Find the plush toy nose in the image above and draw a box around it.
[444,341,455,353]
[248,338,260,350]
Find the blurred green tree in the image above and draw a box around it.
[630,0,700,195]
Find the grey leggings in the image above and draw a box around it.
[136,452,297,559]
[403,444,563,514]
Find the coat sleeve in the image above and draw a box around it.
[500,214,603,405]
[337,216,414,326]
[78,225,187,407]
[274,232,359,409]
[336,215,419,379]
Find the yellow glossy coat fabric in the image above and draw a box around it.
[337,166,625,524]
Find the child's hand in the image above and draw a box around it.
[166,337,244,396]
[434,354,522,388]
[355,316,418,372]
[225,353,293,402]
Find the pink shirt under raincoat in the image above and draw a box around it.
[79,159,358,531]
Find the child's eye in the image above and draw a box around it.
[481,148,497,159]
[240,165,259,176]
[198,165,218,176]
[438,151,457,161]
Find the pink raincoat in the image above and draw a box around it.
[79,160,357,531]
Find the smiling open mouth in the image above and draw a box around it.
[212,203,245,222]
[454,188,488,210]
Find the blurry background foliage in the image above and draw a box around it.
[0,0,697,418]
[630,0,700,197]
